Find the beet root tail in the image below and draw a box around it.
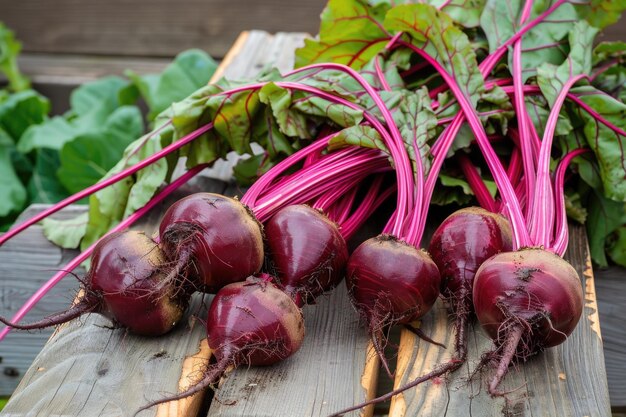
[403,323,446,349]
[0,298,99,331]
[134,359,230,416]
[328,303,473,417]
[488,325,524,396]
[369,320,393,379]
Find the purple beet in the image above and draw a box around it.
[426,207,512,369]
[0,230,188,336]
[473,248,583,395]
[159,193,264,293]
[265,205,348,306]
[346,234,440,377]
[135,276,305,415]
[326,208,513,416]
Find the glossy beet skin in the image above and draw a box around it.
[90,231,188,336]
[207,277,305,366]
[323,210,512,417]
[265,205,348,306]
[347,235,440,325]
[473,248,583,349]
[429,207,512,309]
[0,231,187,336]
[346,235,440,376]
[159,193,264,292]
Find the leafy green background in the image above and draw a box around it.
[295,0,626,267]
[0,22,217,231]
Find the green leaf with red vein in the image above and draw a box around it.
[593,41,626,65]
[394,88,438,172]
[207,90,261,155]
[233,153,275,187]
[295,0,392,69]
[384,3,485,105]
[358,49,411,90]
[592,42,626,102]
[525,94,574,138]
[252,107,299,160]
[259,83,318,139]
[259,80,364,138]
[537,20,598,108]
[570,85,626,202]
[586,189,626,266]
[572,0,626,30]
[328,125,387,152]
[481,0,578,82]
[428,0,486,28]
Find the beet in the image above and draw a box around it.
[346,234,440,376]
[159,193,264,293]
[0,230,188,336]
[265,205,348,306]
[423,208,512,374]
[327,208,513,416]
[207,276,305,366]
[472,248,583,395]
[430,207,512,303]
[135,276,304,415]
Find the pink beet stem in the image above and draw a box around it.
[553,149,589,254]
[0,123,213,247]
[0,164,208,342]
[457,154,498,213]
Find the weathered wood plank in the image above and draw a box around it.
[388,225,610,417]
[0,178,227,414]
[0,206,87,395]
[1,31,377,417]
[2,0,624,61]
[0,0,324,59]
[1,296,212,417]
[595,266,626,408]
[206,287,378,417]
[13,53,172,86]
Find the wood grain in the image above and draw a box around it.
[0,0,324,59]
[1,295,213,417]
[1,31,381,417]
[595,266,626,408]
[1,27,622,416]
[205,286,376,417]
[14,54,172,86]
[2,0,624,61]
[199,31,308,183]
[0,206,86,396]
[388,225,611,417]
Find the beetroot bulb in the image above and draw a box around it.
[262,171,395,307]
[0,230,189,336]
[241,137,392,307]
[134,276,304,415]
[345,235,441,375]
[425,208,511,374]
[473,249,583,394]
[158,193,264,293]
[328,208,513,416]
[264,205,349,306]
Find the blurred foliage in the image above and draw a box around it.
[0,21,217,231]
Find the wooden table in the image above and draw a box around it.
[0,31,613,417]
